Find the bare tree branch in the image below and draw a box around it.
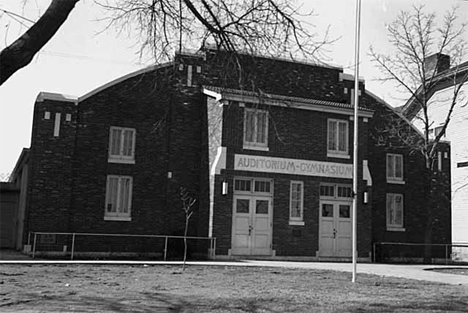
[0,0,80,85]
[96,0,334,64]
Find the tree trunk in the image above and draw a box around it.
[0,0,80,85]
[183,217,189,271]
[423,160,434,263]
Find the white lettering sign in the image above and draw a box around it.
[234,154,352,179]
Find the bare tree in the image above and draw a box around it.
[1,0,332,86]
[370,5,468,260]
[180,187,196,271]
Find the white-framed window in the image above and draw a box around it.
[234,177,273,195]
[108,126,136,164]
[290,181,304,225]
[327,119,349,158]
[105,175,133,221]
[386,154,404,183]
[320,184,352,200]
[243,108,268,150]
[386,193,404,231]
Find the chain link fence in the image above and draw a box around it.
[26,232,216,260]
[373,242,468,264]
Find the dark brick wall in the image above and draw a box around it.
[71,68,174,235]
[203,50,354,102]
[367,94,451,252]
[26,99,77,236]
[25,61,211,245]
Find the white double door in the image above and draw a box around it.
[231,196,272,255]
[319,200,352,257]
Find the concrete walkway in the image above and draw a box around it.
[1,250,467,286]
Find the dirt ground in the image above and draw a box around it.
[1,264,467,313]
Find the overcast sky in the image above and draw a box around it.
[0,0,467,176]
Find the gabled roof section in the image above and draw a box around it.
[401,60,468,120]
[365,90,424,138]
[10,148,30,183]
[203,85,374,117]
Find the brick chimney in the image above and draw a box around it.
[424,53,450,77]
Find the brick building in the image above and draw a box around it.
[8,48,451,261]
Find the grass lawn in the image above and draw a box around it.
[0,264,467,312]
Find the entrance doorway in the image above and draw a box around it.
[318,200,352,257]
[231,195,272,255]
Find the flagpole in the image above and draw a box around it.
[352,0,361,283]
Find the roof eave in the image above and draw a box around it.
[204,87,374,118]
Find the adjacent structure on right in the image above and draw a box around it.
[401,54,468,261]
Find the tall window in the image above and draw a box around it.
[109,126,136,163]
[244,108,268,149]
[290,181,304,224]
[387,193,404,230]
[386,154,403,182]
[327,119,348,157]
[105,175,133,221]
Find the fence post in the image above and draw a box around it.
[32,233,37,259]
[164,237,168,261]
[213,238,217,260]
[445,244,448,265]
[71,233,76,260]
[373,243,376,263]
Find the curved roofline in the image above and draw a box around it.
[365,90,424,138]
[78,62,174,102]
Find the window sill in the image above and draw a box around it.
[104,216,132,221]
[289,220,305,226]
[387,227,405,232]
[243,145,269,151]
[387,179,405,185]
[327,153,350,159]
[108,158,135,164]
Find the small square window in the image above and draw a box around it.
[44,111,50,120]
[337,186,352,198]
[320,184,335,197]
[234,179,252,192]
[254,180,271,193]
